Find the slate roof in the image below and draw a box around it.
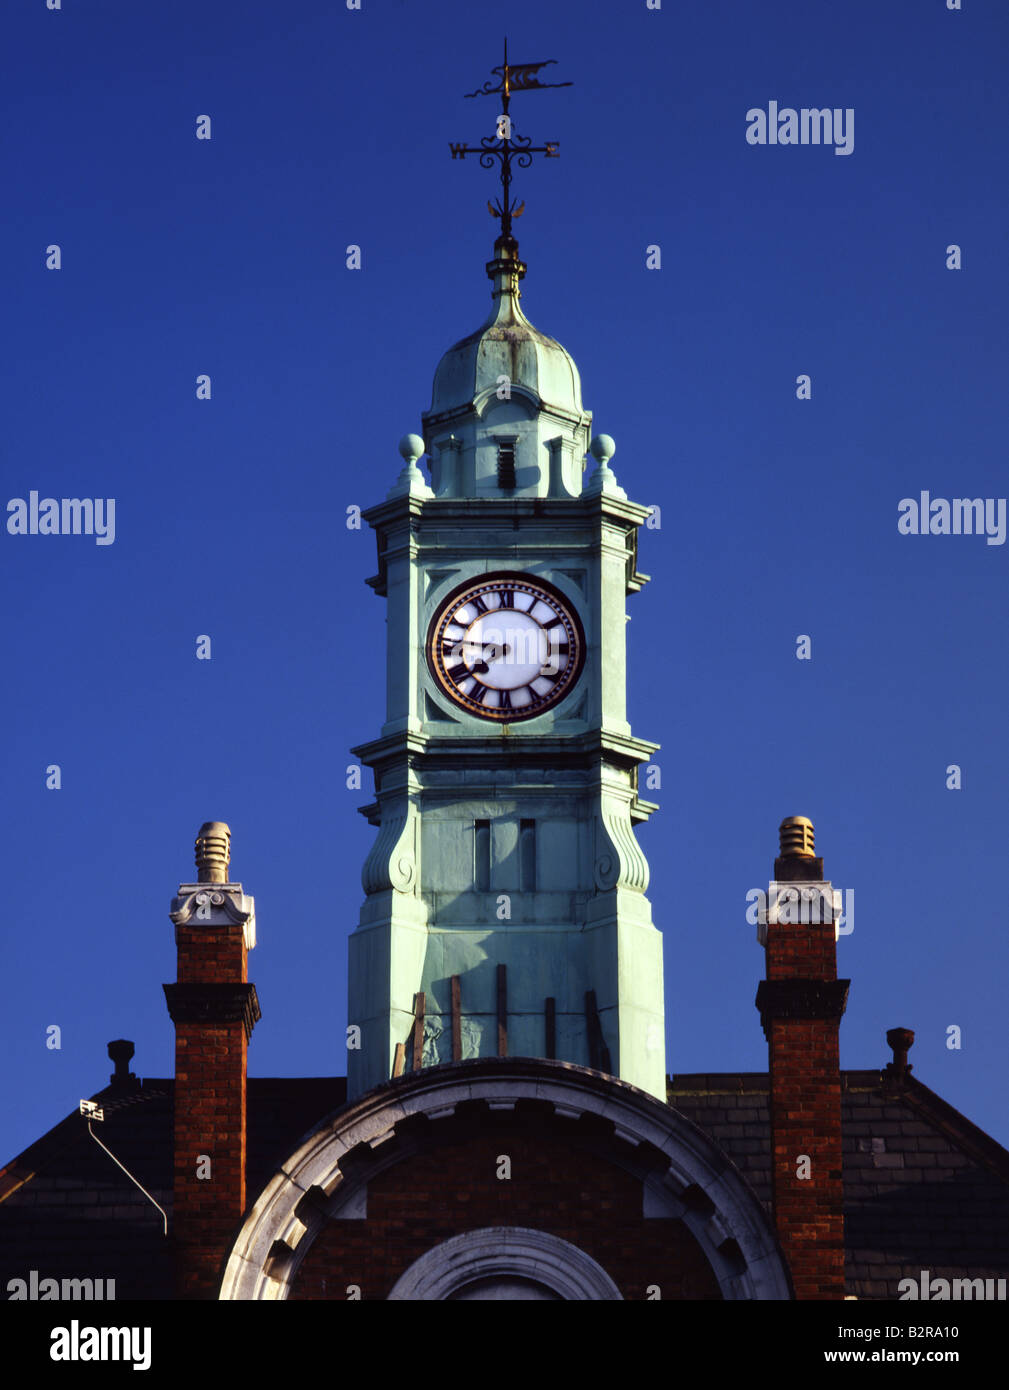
[669,1068,1009,1300]
[2,1062,1007,1300]
[0,1076,344,1301]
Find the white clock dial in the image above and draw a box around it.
[427,574,585,721]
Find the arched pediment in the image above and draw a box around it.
[220,1058,791,1301]
[472,383,541,420]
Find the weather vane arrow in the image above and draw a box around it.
[449,38,571,238]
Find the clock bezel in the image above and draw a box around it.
[425,570,586,723]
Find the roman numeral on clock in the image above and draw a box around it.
[447,663,470,683]
[498,590,515,608]
[469,681,489,703]
[470,595,489,616]
[541,614,564,630]
[499,689,513,710]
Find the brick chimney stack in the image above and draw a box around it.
[755,817,849,1299]
[163,822,260,1299]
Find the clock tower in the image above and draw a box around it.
[348,52,665,1101]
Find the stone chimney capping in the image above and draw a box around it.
[169,821,256,952]
[756,815,842,948]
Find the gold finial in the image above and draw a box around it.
[779,816,815,858]
[195,821,231,883]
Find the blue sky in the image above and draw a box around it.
[2,0,1008,1165]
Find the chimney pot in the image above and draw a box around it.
[886,1026,915,1074]
[195,821,231,883]
[107,1038,136,1089]
[779,815,815,858]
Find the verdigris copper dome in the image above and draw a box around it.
[427,235,584,421]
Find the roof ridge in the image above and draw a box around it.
[895,1074,1009,1185]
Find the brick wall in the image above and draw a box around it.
[175,920,246,985]
[765,1015,845,1297]
[289,1127,721,1301]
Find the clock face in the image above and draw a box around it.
[427,573,585,722]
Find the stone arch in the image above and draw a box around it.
[220,1059,791,1301]
[388,1227,622,1301]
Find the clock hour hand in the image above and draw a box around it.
[469,642,510,673]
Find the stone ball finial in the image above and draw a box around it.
[779,816,815,858]
[589,434,616,465]
[398,433,426,465]
[195,821,231,884]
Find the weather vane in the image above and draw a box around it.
[449,38,571,239]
